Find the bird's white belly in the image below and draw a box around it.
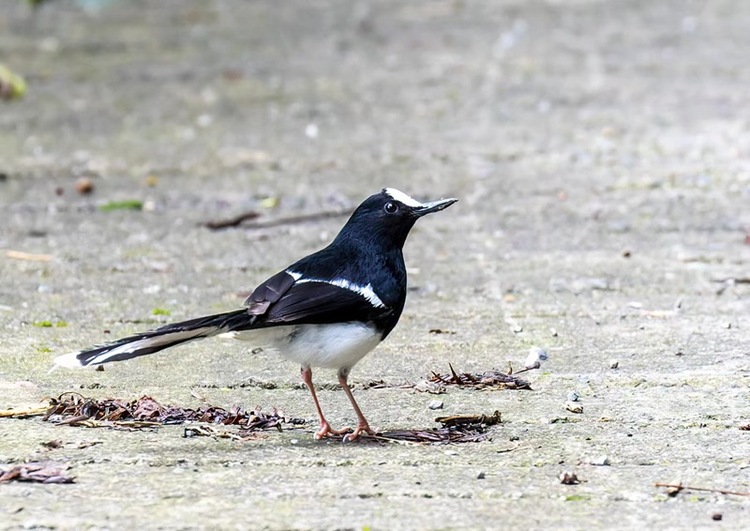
[228,322,381,370]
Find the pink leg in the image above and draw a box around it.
[300,367,349,439]
[338,369,376,441]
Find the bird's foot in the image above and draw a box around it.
[342,423,376,442]
[314,421,351,440]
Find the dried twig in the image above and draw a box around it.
[435,411,502,428]
[0,403,50,418]
[428,364,532,390]
[712,277,750,284]
[204,208,352,231]
[5,250,53,262]
[655,482,750,497]
[203,211,260,230]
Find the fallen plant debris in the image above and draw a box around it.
[204,208,352,231]
[428,363,532,390]
[8,392,505,445]
[655,482,750,498]
[739,424,750,431]
[0,63,27,101]
[370,411,502,444]
[41,392,305,433]
[0,462,74,484]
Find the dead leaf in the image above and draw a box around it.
[0,462,74,484]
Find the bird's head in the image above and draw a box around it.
[335,188,458,250]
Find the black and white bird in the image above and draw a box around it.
[55,188,457,440]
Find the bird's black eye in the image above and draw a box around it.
[384,202,398,214]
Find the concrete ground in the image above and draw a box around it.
[1,0,749,529]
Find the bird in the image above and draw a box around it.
[55,188,457,441]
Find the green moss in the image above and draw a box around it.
[99,200,143,212]
[32,320,68,328]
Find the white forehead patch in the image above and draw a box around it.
[383,188,423,208]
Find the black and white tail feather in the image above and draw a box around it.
[54,309,253,368]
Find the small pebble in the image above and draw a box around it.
[525,346,548,369]
[565,402,583,414]
[305,123,319,138]
[290,439,299,445]
[75,177,94,195]
[444,450,458,457]
[711,513,722,521]
[477,472,486,480]
[428,400,444,410]
[609,359,619,369]
[567,391,580,402]
[590,455,610,466]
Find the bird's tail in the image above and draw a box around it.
[54,309,253,368]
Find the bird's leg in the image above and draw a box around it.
[300,366,349,439]
[338,368,376,442]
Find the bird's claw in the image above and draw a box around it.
[342,423,376,442]
[314,422,351,440]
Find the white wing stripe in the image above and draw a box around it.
[285,270,302,281]
[292,275,386,309]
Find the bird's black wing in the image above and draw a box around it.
[243,270,297,315]
[262,280,390,325]
[241,270,390,328]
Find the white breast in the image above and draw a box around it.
[227,322,382,370]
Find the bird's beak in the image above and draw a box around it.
[414,197,458,217]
